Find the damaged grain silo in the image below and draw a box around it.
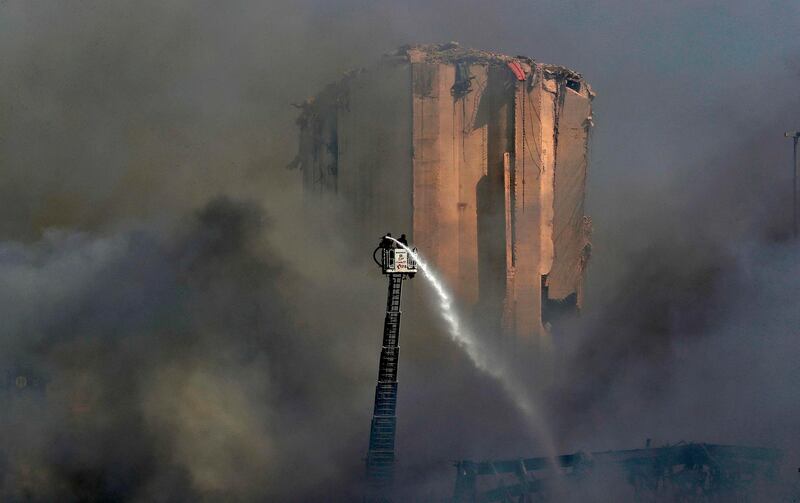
[291,43,594,340]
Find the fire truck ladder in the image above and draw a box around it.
[366,272,403,484]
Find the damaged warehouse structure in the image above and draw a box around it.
[453,443,790,502]
[292,43,594,339]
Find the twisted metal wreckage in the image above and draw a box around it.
[453,442,796,502]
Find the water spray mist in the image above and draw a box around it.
[387,237,559,462]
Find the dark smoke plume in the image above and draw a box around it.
[0,198,378,500]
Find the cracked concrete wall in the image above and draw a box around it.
[454,64,488,306]
[337,61,413,240]
[410,53,459,290]
[547,80,592,308]
[293,44,593,340]
[503,64,553,342]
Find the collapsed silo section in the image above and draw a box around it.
[290,43,594,341]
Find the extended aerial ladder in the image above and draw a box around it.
[365,234,417,495]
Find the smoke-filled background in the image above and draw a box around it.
[1,1,799,501]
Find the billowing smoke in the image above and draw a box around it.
[2,0,800,501]
[0,198,383,500]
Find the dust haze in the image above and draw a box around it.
[1,0,799,501]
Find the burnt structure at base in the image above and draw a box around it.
[292,43,594,340]
[453,443,789,502]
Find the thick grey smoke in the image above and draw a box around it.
[1,0,800,501]
[0,198,381,500]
